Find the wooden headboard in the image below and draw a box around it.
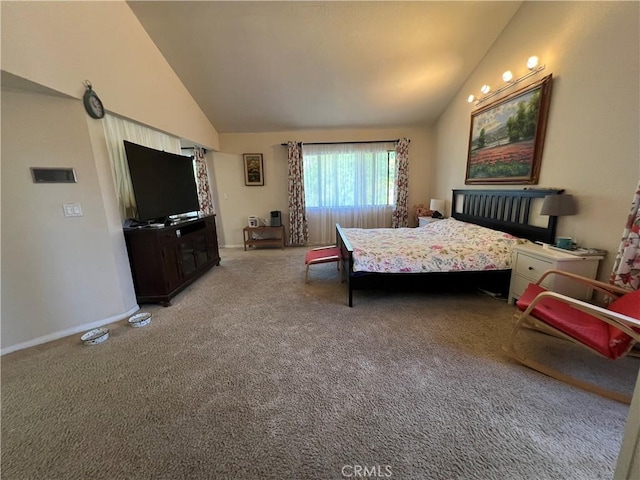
[451,189,562,244]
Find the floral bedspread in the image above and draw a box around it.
[343,218,529,273]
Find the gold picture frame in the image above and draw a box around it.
[465,74,553,185]
[243,153,264,186]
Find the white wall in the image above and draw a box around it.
[214,128,433,247]
[1,90,138,351]
[615,370,640,479]
[1,0,219,150]
[433,1,640,282]
[0,1,221,352]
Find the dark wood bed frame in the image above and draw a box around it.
[336,188,562,307]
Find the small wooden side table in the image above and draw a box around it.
[243,225,285,250]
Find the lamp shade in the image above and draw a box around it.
[429,199,445,213]
[540,194,577,216]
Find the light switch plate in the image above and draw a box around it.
[63,203,83,217]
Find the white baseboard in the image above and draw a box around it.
[1,305,140,356]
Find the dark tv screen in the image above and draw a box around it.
[124,141,200,222]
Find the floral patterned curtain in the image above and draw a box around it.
[391,138,410,228]
[610,180,640,289]
[194,146,215,216]
[287,141,308,245]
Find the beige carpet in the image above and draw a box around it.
[2,246,638,479]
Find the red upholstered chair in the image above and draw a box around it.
[503,269,640,403]
[305,246,342,283]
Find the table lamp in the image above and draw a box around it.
[540,194,577,216]
[540,194,578,248]
[429,199,445,217]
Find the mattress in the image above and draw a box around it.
[342,218,529,274]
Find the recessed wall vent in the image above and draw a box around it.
[30,167,77,184]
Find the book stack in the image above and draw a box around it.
[547,245,607,256]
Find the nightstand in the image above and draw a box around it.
[508,243,604,305]
[418,216,444,227]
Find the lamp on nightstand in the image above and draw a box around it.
[429,199,445,217]
[540,194,577,216]
[541,194,578,247]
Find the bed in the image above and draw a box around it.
[336,188,562,306]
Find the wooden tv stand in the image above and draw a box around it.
[124,215,220,306]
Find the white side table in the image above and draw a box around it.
[418,217,444,227]
[508,243,604,305]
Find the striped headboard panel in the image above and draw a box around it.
[451,189,563,244]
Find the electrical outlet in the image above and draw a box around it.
[63,203,83,217]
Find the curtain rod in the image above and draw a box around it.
[280,139,406,146]
[181,146,207,153]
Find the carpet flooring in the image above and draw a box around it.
[2,246,638,479]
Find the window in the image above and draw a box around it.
[302,142,398,244]
[303,143,397,208]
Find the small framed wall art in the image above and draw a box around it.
[243,153,264,186]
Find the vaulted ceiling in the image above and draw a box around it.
[128,1,522,133]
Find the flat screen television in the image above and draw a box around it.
[123,140,200,223]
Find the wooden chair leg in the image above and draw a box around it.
[503,344,632,404]
[503,318,633,404]
[306,258,342,283]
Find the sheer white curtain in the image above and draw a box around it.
[103,114,182,220]
[303,142,396,244]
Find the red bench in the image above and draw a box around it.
[305,246,342,283]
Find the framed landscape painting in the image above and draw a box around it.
[465,74,553,184]
[243,153,264,186]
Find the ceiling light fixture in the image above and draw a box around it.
[466,56,546,107]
